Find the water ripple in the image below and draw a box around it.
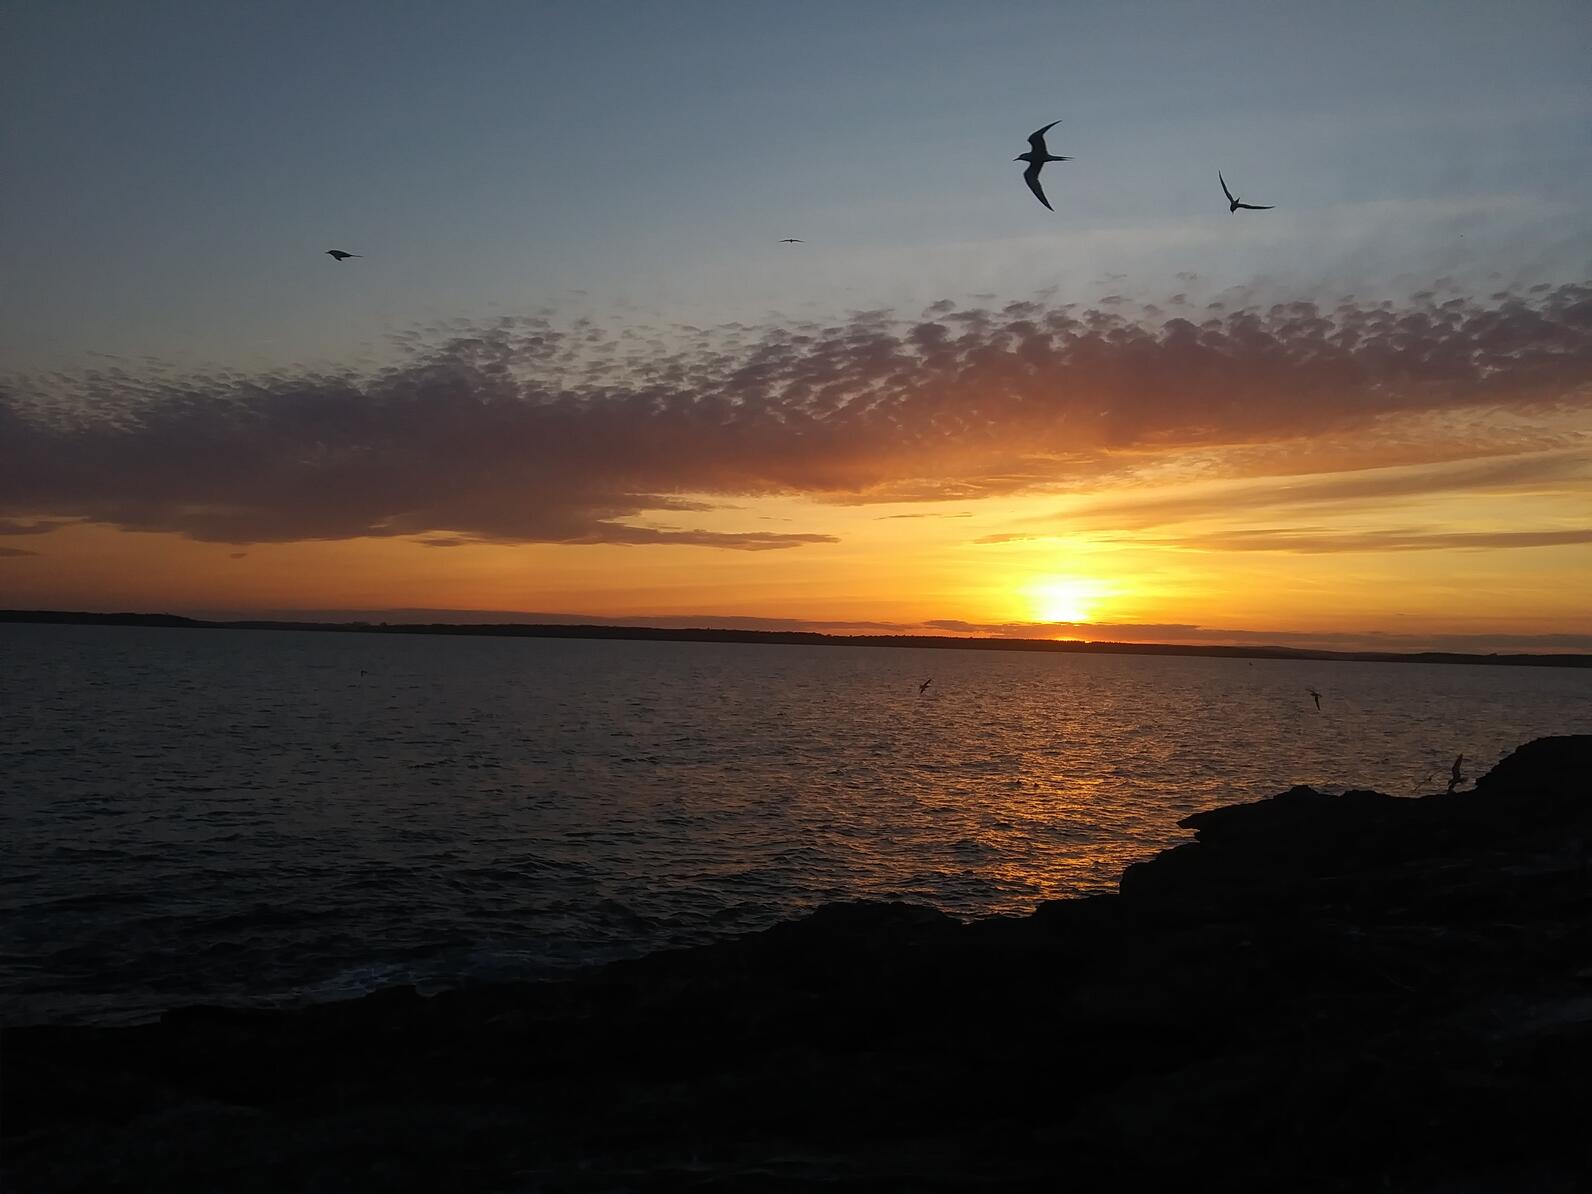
[2,623,1589,1024]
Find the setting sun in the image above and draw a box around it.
[1025,577,1112,625]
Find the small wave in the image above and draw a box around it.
[7,627,1586,1024]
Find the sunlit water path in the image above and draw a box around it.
[4,623,1588,1023]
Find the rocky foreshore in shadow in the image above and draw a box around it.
[5,736,1590,1192]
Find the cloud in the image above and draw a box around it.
[0,518,69,536]
[228,551,248,559]
[2,281,1589,547]
[973,533,1039,544]
[1135,526,1592,553]
[1056,450,1592,531]
[414,536,473,548]
[555,527,837,550]
[0,546,40,558]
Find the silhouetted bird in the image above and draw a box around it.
[325,249,362,261]
[778,238,805,243]
[1016,121,1071,211]
[1307,687,1322,711]
[919,678,933,695]
[1219,173,1273,212]
[1447,753,1464,794]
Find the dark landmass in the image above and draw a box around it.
[5,608,1590,669]
[6,736,1591,1192]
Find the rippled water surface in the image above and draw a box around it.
[3,623,1588,1023]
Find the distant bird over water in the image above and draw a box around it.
[919,678,933,695]
[1307,687,1322,712]
[778,238,805,243]
[1219,173,1273,212]
[325,249,362,261]
[1016,120,1071,211]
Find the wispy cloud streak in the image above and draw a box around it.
[1053,451,1592,531]
[1134,527,1592,553]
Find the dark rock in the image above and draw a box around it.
[1476,734,1592,798]
[5,735,1591,1192]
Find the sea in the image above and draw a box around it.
[3,622,1588,1025]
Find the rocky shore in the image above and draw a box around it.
[5,736,1590,1192]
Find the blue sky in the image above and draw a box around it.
[4,0,1589,374]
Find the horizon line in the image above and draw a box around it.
[4,609,1589,669]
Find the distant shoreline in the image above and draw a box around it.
[5,608,1589,669]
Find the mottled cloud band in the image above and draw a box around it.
[2,281,1589,547]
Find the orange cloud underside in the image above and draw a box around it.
[4,285,1589,645]
[7,464,1590,645]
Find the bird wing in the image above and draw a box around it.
[1028,120,1060,155]
[1023,162,1054,210]
[1219,172,1235,203]
[1235,202,1273,210]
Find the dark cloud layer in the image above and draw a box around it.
[2,282,1589,547]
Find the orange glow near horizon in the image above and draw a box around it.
[1022,577,1115,626]
[5,452,1592,654]
[5,278,1591,654]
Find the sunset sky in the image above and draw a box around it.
[3,1,1590,651]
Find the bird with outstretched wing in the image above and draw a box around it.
[1219,172,1273,212]
[1016,120,1071,211]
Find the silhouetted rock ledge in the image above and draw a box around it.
[6,737,1591,1192]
